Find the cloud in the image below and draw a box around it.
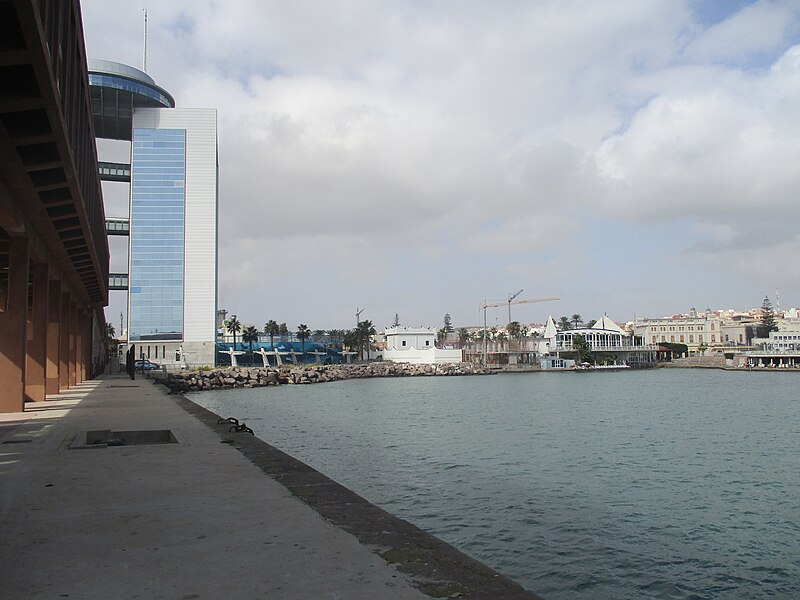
[595,44,800,222]
[82,1,800,327]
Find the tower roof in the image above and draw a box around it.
[88,60,175,140]
[591,314,624,333]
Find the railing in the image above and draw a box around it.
[553,343,659,352]
[742,348,800,355]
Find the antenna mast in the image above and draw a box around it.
[143,9,148,72]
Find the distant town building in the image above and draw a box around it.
[544,314,655,366]
[764,326,800,352]
[383,327,462,364]
[634,308,724,353]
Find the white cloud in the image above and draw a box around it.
[595,44,800,222]
[83,1,800,327]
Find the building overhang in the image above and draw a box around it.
[0,0,109,306]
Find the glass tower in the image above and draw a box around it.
[129,129,186,341]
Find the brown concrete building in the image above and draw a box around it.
[0,0,109,412]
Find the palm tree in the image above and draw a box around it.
[571,314,583,329]
[496,331,508,350]
[313,329,326,343]
[241,325,259,365]
[558,316,571,331]
[264,320,279,349]
[507,321,521,340]
[105,323,115,340]
[296,324,311,363]
[326,329,342,347]
[226,315,242,349]
[458,327,470,348]
[279,322,289,341]
[355,320,376,360]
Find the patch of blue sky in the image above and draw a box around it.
[213,59,286,93]
[687,0,800,71]
[165,12,195,36]
[689,0,756,28]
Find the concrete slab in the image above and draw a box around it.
[0,374,541,600]
[0,375,427,599]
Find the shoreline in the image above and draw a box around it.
[162,362,493,393]
[160,361,799,394]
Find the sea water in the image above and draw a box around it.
[191,369,800,599]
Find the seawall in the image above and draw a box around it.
[162,362,492,393]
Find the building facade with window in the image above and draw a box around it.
[633,309,724,353]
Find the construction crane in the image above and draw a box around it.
[479,295,560,324]
[507,289,523,322]
[479,295,560,365]
[355,307,365,328]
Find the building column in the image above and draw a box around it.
[24,262,49,403]
[45,278,61,395]
[0,236,30,413]
[59,292,71,391]
[74,307,83,384]
[81,312,90,381]
[69,301,78,386]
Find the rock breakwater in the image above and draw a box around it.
[163,362,492,393]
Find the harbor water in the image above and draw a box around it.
[191,369,800,599]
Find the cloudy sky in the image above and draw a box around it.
[82,0,800,331]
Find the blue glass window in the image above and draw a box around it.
[129,128,185,342]
[88,73,173,108]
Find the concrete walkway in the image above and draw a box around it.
[0,374,541,599]
[0,374,429,599]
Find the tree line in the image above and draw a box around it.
[223,316,377,362]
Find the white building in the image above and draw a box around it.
[763,326,800,352]
[382,327,462,364]
[634,308,725,353]
[541,314,655,367]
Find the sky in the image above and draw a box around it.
[81,0,800,332]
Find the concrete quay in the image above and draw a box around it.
[0,374,541,599]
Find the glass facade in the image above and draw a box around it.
[88,72,174,108]
[129,128,185,341]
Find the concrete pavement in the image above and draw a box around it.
[0,373,541,599]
